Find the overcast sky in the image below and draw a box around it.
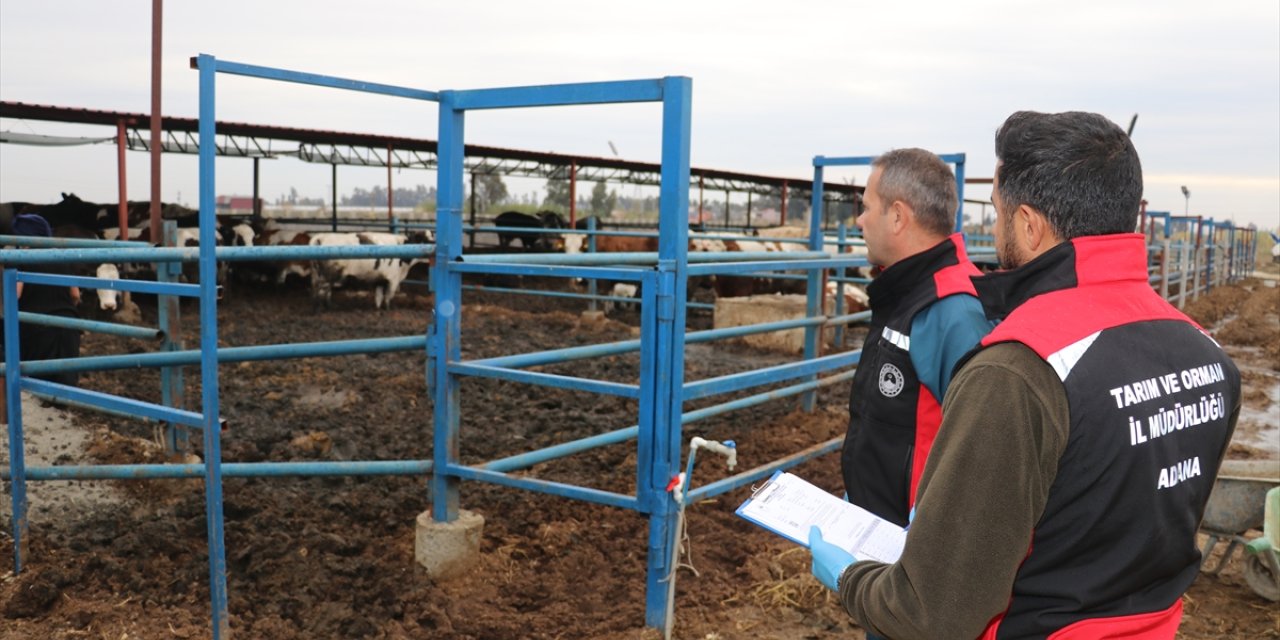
[1,0,1277,230]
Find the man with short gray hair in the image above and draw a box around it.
[840,148,989,530]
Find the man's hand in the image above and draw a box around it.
[809,525,856,591]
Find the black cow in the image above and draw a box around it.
[20,193,111,232]
[493,210,567,251]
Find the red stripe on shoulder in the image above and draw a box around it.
[934,233,981,297]
[981,283,1191,359]
[1045,599,1182,639]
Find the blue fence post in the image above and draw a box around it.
[158,220,186,453]
[587,216,599,312]
[431,89,466,523]
[802,162,826,411]
[1204,218,1214,293]
[834,220,848,348]
[3,268,28,573]
[195,53,230,640]
[643,75,692,632]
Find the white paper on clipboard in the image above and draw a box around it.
[735,471,906,564]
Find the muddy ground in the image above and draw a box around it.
[2,273,1278,639]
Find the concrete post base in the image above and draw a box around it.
[414,509,484,579]
[581,309,606,323]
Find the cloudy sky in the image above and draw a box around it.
[1,0,1277,229]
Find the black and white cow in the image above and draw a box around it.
[309,231,433,310]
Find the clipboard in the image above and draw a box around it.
[735,470,906,564]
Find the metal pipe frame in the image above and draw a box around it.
[462,249,832,266]
[22,377,205,428]
[447,362,641,398]
[5,460,433,481]
[469,315,829,370]
[14,270,200,298]
[0,235,151,249]
[446,464,639,511]
[11,311,163,341]
[429,75,697,630]
[456,283,713,309]
[451,261,646,281]
[0,243,433,266]
[4,269,30,572]
[683,350,860,400]
[0,335,426,377]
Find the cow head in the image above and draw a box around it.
[224,222,255,247]
[535,211,567,251]
[95,263,121,311]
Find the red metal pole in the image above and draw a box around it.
[698,174,704,224]
[568,161,577,227]
[116,120,129,238]
[149,0,162,242]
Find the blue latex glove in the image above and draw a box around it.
[809,525,856,591]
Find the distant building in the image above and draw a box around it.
[216,195,263,213]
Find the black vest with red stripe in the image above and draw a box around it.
[970,234,1239,640]
[842,233,981,527]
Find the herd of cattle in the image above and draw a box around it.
[1,193,433,313]
[0,197,868,316]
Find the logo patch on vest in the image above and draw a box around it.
[878,363,905,397]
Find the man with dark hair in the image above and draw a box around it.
[841,147,989,530]
[810,112,1240,639]
[7,213,82,387]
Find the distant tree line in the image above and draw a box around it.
[342,184,437,208]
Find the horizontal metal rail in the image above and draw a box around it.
[207,57,440,101]
[463,250,831,266]
[10,312,163,340]
[447,362,641,398]
[483,368,858,474]
[680,368,857,424]
[463,311,874,381]
[457,284,716,310]
[827,309,873,325]
[451,78,666,110]
[686,256,860,276]
[21,377,206,428]
[3,459,433,481]
[445,463,640,510]
[683,350,860,400]
[0,243,433,265]
[15,271,202,297]
[26,389,226,428]
[0,235,151,249]
[470,315,832,370]
[2,369,861,485]
[0,335,426,377]
[451,261,646,281]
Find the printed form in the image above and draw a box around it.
[736,471,906,564]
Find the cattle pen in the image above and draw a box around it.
[0,56,881,639]
[0,58,1265,640]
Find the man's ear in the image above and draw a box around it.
[1018,205,1058,254]
[888,201,911,235]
